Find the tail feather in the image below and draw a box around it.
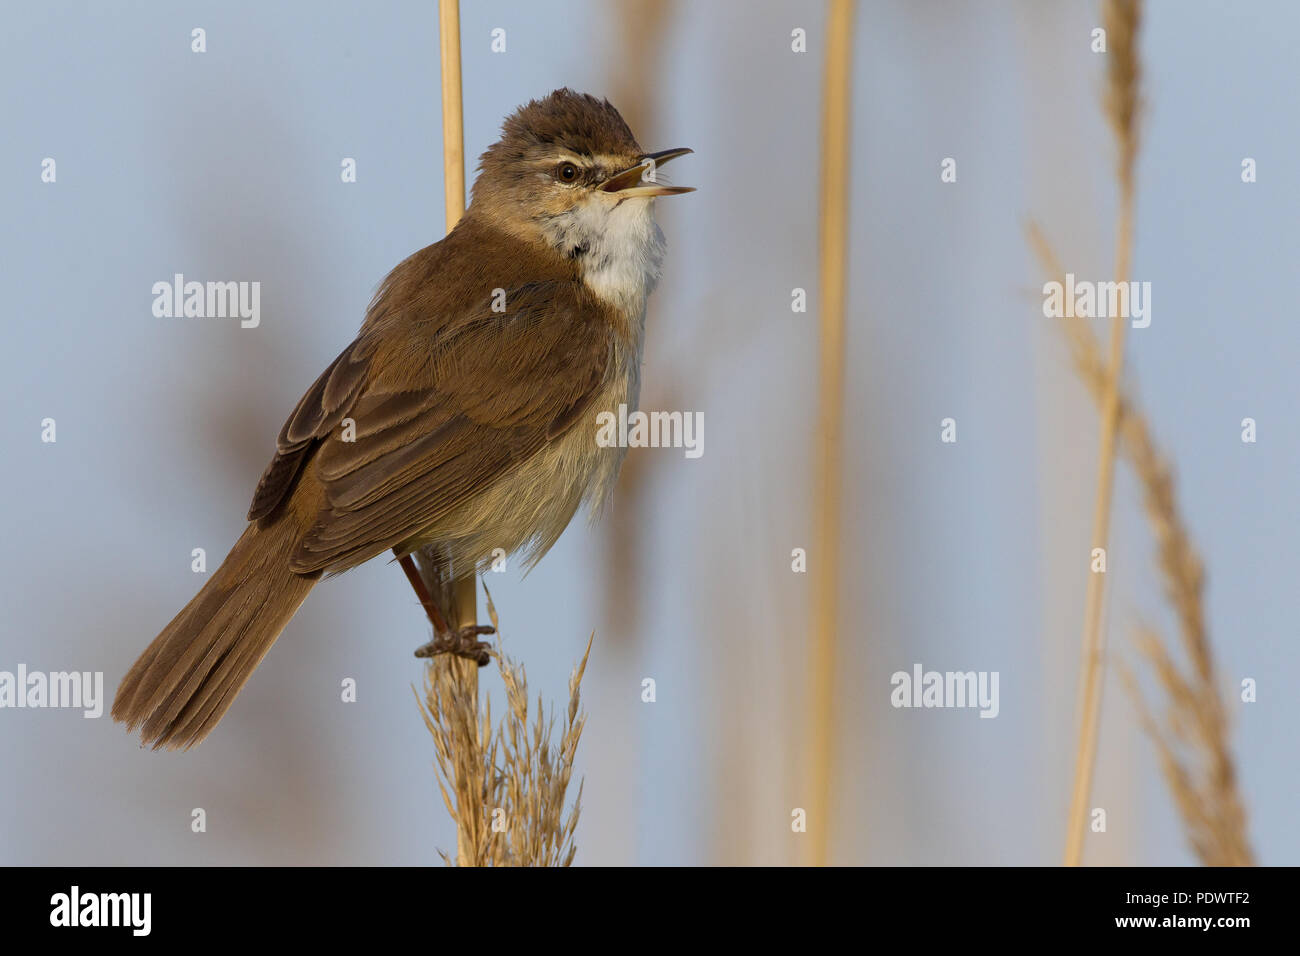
[113,519,318,750]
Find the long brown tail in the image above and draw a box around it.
[113,517,319,750]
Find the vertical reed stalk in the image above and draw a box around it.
[1032,224,1254,865]
[438,0,466,231]
[422,0,588,870]
[808,0,856,868]
[1063,0,1142,868]
[430,0,480,869]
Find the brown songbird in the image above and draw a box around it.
[113,89,693,749]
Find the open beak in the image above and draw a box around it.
[601,147,695,198]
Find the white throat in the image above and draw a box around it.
[546,198,666,317]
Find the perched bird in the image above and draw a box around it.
[113,89,693,749]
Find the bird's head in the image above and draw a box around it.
[469,89,693,265]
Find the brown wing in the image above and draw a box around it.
[247,335,375,522]
[251,280,612,574]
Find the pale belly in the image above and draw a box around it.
[411,357,639,571]
[415,198,661,570]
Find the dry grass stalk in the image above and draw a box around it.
[1062,0,1144,868]
[1102,0,1142,195]
[1028,229,1255,866]
[427,0,485,867]
[419,584,591,867]
[413,549,481,865]
[609,0,673,138]
[437,0,466,230]
[433,0,477,644]
[807,0,856,868]
[1120,636,1253,866]
[599,0,673,647]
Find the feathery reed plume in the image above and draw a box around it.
[1101,0,1142,196]
[1029,227,1255,866]
[414,548,482,865]
[807,0,856,868]
[418,585,591,867]
[1062,0,1144,868]
[1121,635,1253,866]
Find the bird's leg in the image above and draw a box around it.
[396,552,493,667]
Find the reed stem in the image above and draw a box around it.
[808,0,856,868]
[1062,0,1143,868]
[433,0,480,869]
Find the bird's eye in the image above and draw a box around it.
[556,162,580,183]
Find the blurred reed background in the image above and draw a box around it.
[1,0,1296,866]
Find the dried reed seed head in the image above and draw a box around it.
[1103,0,1144,181]
[1030,225,1253,865]
[419,590,590,866]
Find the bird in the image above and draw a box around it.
[112,88,693,750]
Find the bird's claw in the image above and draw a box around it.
[414,624,495,667]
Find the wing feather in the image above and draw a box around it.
[247,279,613,572]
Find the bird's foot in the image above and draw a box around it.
[414,625,495,667]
